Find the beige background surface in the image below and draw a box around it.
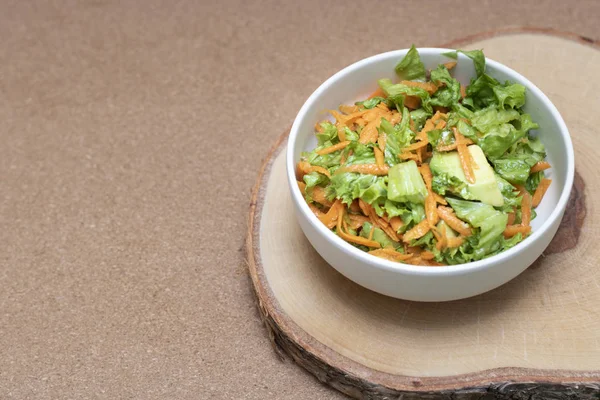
[1,1,599,399]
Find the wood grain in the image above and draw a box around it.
[246,31,600,399]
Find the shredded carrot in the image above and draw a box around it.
[369,248,412,261]
[374,146,384,167]
[437,206,472,236]
[425,194,439,227]
[521,192,532,227]
[297,161,331,178]
[348,214,369,230]
[318,200,343,229]
[336,206,381,248]
[403,140,429,152]
[404,96,421,109]
[437,138,473,152]
[400,152,419,161]
[434,120,447,130]
[416,147,425,164]
[460,84,467,99]
[378,131,387,153]
[432,226,447,251]
[297,181,306,194]
[381,225,401,243]
[503,224,531,238]
[367,87,386,99]
[443,61,457,70]
[530,161,551,174]
[359,116,387,144]
[453,128,475,184]
[316,141,350,155]
[339,104,359,114]
[357,199,370,216]
[376,103,390,112]
[420,251,436,260]
[359,199,400,242]
[340,151,347,165]
[507,212,516,225]
[403,256,444,266]
[337,164,389,175]
[308,203,323,217]
[514,184,527,195]
[433,193,447,205]
[425,260,446,266]
[430,111,447,123]
[367,225,375,241]
[446,237,465,248]
[402,256,425,265]
[389,217,403,232]
[315,121,325,132]
[403,219,431,243]
[409,118,416,132]
[389,110,402,125]
[311,186,333,207]
[401,80,439,95]
[419,164,433,191]
[532,178,552,207]
[405,245,421,254]
[417,119,436,140]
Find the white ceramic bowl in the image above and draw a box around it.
[286,48,574,302]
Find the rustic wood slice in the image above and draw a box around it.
[246,31,600,399]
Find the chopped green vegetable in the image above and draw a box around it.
[395,45,426,81]
[388,161,428,204]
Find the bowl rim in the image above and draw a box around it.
[286,47,575,276]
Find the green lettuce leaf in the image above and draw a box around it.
[378,78,432,113]
[344,142,376,165]
[388,161,428,204]
[343,126,359,142]
[471,108,520,133]
[446,198,508,259]
[304,150,341,169]
[495,174,522,212]
[431,171,476,200]
[493,83,526,109]
[464,74,500,109]
[315,122,339,146]
[379,110,414,166]
[493,158,531,185]
[471,109,537,159]
[356,97,385,109]
[429,64,461,108]
[410,108,430,132]
[459,49,486,77]
[526,171,544,195]
[383,200,425,232]
[328,172,387,205]
[303,171,329,203]
[395,45,426,81]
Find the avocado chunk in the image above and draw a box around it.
[387,160,428,204]
[430,145,504,207]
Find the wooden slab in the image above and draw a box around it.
[247,32,600,398]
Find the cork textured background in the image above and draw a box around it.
[1,1,599,398]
